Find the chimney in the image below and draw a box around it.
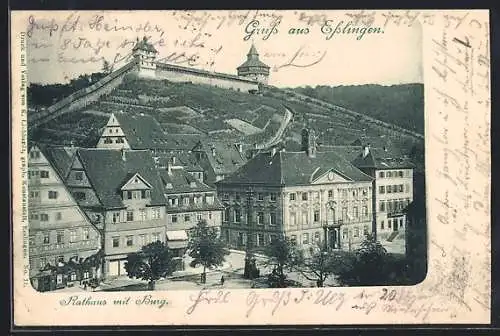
[302,128,317,158]
[167,159,172,175]
[270,147,277,157]
[362,145,370,158]
[121,148,127,161]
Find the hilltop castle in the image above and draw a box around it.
[132,36,270,92]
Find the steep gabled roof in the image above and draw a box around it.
[77,148,166,209]
[218,150,373,186]
[159,167,214,194]
[113,112,166,149]
[323,145,415,170]
[39,144,77,179]
[193,140,247,175]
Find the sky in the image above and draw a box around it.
[23,10,423,87]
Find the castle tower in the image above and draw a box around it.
[132,36,158,77]
[301,128,317,158]
[237,44,270,84]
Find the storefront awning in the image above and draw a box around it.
[167,230,188,241]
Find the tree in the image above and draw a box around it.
[334,234,393,286]
[102,59,113,74]
[293,243,341,287]
[187,220,229,284]
[124,241,175,290]
[264,237,300,288]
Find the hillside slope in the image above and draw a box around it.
[292,84,424,134]
[29,75,424,171]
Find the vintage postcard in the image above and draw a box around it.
[11,9,490,326]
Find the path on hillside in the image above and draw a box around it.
[255,107,293,150]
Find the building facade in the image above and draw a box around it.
[65,148,167,278]
[216,131,374,252]
[158,160,223,266]
[352,147,414,243]
[192,140,248,186]
[28,145,102,292]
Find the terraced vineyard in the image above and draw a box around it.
[29,75,424,167]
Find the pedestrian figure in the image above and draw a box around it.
[83,281,87,291]
[220,275,225,286]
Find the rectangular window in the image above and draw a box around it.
[169,198,178,206]
[223,208,230,222]
[39,257,47,269]
[69,230,77,243]
[302,233,309,245]
[48,191,58,199]
[379,171,385,178]
[379,186,385,194]
[222,193,229,200]
[363,206,368,217]
[353,206,359,218]
[112,237,120,247]
[388,219,392,229]
[289,193,295,201]
[353,227,359,238]
[314,231,321,242]
[152,232,160,242]
[393,185,398,193]
[206,195,214,204]
[126,211,134,221]
[139,208,146,221]
[342,207,348,221]
[56,231,64,244]
[234,193,241,202]
[302,211,309,226]
[381,220,385,230]
[141,190,147,199]
[151,208,161,220]
[313,210,320,222]
[290,212,296,226]
[363,226,369,236]
[40,171,49,178]
[30,150,41,159]
[75,172,83,181]
[234,209,241,223]
[257,212,264,225]
[43,232,50,244]
[257,233,265,246]
[112,212,120,223]
[302,192,308,201]
[258,193,264,201]
[328,190,333,198]
[270,212,277,226]
[342,229,348,240]
[56,212,62,220]
[399,218,404,228]
[126,236,133,247]
[172,214,178,223]
[387,171,392,178]
[126,191,132,200]
[379,201,386,212]
[270,193,277,202]
[41,213,49,221]
[138,234,146,247]
[197,213,202,221]
[398,170,404,177]
[73,192,86,201]
[184,215,191,222]
[83,228,89,240]
[290,235,297,245]
[313,192,319,200]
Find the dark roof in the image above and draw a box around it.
[113,112,166,149]
[132,37,158,53]
[77,149,166,209]
[218,150,373,186]
[192,140,247,175]
[156,151,203,172]
[159,167,213,194]
[323,145,415,170]
[38,145,77,179]
[237,44,270,70]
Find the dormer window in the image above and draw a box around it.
[166,183,173,189]
[190,181,197,188]
[206,195,214,205]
